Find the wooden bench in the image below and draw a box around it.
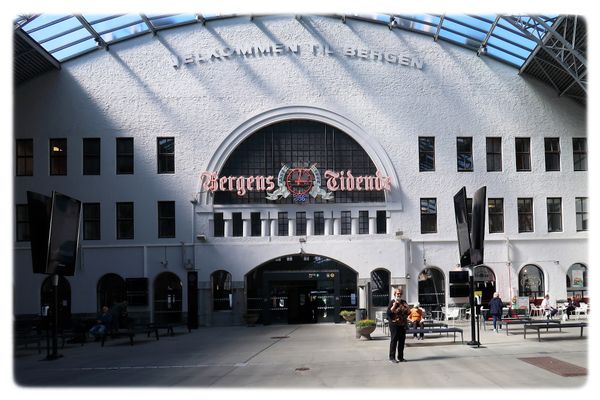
[482,316,531,330]
[524,322,588,342]
[100,323,159,347]
[405,327,463,343]
[147,322,191,337]
[503,319,558,336]
[14,321,42,354]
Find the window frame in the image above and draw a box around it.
[420,198,437,234]
[250,212,261,236]
[376,210,387,234]
[157,137,175,174]
[313,211,324,235]
[487,198,504,233]
[358,210,369,234]
[116,202,134,240]
[116,137,134,175]
[340,211,351,235]
[49,138,67,176]
[544,137,561,172]
[82,138,101,175]
[546,197,562,232]
[456,137,473,172]
[486,137,502,172]
[296,212,306,236]
[82,202,101,240]
[515,137,531,172]
[572,137,587,171]
[418,136,435,172]
[575,197,588,232]
[157,201,176,238]
[517,198,534,233]
[16,139,34,176]
[16,204,30,242]
[278,212,289,236]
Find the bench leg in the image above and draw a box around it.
[538,330,541,342]
[129,334,134,346]
[155,329,159,341]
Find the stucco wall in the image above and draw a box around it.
[14,16,587,319]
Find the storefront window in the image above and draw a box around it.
[418,267,446,316]
[566,263,587,299]
[370,269,390,307]
[518,264,544,299]
[212,270,232,311]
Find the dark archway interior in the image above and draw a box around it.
[96,273,126,310]
[153,272,183,324]
[246,254,357,324]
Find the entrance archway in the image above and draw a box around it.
[153,272,183,324]
[519,264,544,300]
[417,267,445,317]
[473,265,496,305]
[245,254,358,324]
[97,273,126,310]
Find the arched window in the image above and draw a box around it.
[519,264,544,299]
[96,273,126,310]
[370,269,390,307]
[566,263,588,299]
[153,272,182,324]
[40,275,71,329]
[473,265,496,305]
[214,120,384,204]
[418,267,445,315]
[212,270,232,311]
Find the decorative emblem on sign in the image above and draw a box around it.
[266,164,334,202]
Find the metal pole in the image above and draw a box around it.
[466,273,480,346]
[45,274,63,360]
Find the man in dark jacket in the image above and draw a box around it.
[488,292,504,332]
[387,288,411,363]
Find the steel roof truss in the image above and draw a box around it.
[75,15,108,50]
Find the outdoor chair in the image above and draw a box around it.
[573,302,589,319]
[529,303,543,317]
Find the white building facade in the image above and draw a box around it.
[14,16,587,325]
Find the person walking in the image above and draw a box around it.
[488,292,504,333]
[387,288,410,363]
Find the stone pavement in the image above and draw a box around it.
[13,320,588,388]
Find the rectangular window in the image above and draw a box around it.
[341,211,351,235]
[576,197,588,232]
[486,137,502,172]
[157,137,175,174]
[16,139,33,176]
[420,198,437,234]
[517,198,534,233]
[49,138,67,175]
[116,202,134,239]
[314,211,324,235]
[573,138,587,171]
[296,212,306,236]
[16,204,30,242]
[488,198,504,233]
[515,138,531,171]
[544,138,560,171]
[251,212,261,236]
[116,138,134,174]
[231,212,243,237]
[82,138,101,175]
[376,210,387,234]
[547,197,562,232]
[213,213,224,237]
[418,137,435,172]
[158,201,176,238]
[278,212,289,236]
[457,137,473,171]
[358,211,369,234]
[82,203,101,240]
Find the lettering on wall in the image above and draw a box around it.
[200,163,392,203]
[171,43,424,70]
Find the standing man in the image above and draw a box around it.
[387,288,411,363]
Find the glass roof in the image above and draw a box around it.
[15,13,553,67]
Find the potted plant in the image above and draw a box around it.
[339,310,356,324]
[355,319,376,339]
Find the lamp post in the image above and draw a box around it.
[45,273,63,360]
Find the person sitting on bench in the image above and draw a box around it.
[89,306,113,340]
[540,294,558,319]
[408,302,425,340]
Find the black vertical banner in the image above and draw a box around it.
[470,186,487,266]
[187,271,198,329]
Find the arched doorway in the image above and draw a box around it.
[245,254,358,324]
[97,273,126,310]
[211,270,232,311]
[566,263,588,300]
[519,264,544,300]
[473,265,496,305]
[417,267,445,317]
[153,272,182,324]
[370,268,390,307]
[40,275,71,329]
